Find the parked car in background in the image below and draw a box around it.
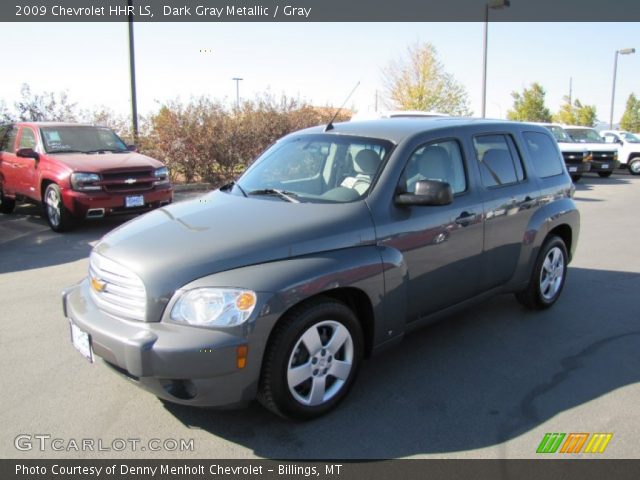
[563,126,619,178]
[535,123,590,182]
[599,130,640,175]
[63,118,579,420]
[0,122,173,232]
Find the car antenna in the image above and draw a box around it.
[324,81,360,132]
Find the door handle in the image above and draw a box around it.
[455,211,477,226]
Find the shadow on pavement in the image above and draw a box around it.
[165,266,640,459]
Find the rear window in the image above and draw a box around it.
[523,131,564,178]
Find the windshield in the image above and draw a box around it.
[545,125,573,142]
[235,134,394,203]
[621,132,640,143]
[566,128,604,143]
[40,126,127,153]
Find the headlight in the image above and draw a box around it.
[170,288,257,328]
[70,172,101,191]
[153,167,170,185]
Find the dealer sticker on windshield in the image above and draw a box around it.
[125,195,144,208]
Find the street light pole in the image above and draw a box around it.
[481,0,510,118]
[609,48,635,129]
[127,0,139,141]
[232,77,243,109]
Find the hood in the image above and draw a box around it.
[558,143,587,153]
[47,152,164,172]
[572,142,617,153]
[95,190,376,310]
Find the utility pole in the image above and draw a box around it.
[568,77,572,106]
[232,77,243,109]
[127,0,139,141]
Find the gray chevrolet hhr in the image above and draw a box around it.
[63,118,579,420]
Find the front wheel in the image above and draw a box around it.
[258,298,364,420]
[0,185,16,214]
[515,235,568,310]
[629,158,640,176]
[43,183,75,232]
[598,171,613,178]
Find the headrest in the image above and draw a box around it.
[354,149,380,175]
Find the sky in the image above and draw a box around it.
[1,21,639,123]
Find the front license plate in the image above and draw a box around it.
[69,320,93,363]
[601,163,609,169]
[568,166,578,172]
[125,195,144,208]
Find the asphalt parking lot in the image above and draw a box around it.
[1,172,639,459]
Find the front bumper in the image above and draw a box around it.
[61,186,173,219]
[62,280,261,407]
[590,159,620,173]
[565,162,591,175]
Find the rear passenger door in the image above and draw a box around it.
[472,133,540,289]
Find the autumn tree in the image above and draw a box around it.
[382,42,472,116]
[507,82,552,122]
[553,96,597,127]
[620,93,640,132]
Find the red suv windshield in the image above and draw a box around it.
[41,126,127,154]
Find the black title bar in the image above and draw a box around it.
[4,0,640,22]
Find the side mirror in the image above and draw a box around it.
[126,144,137,152]
[395,179,453,206]
[16,148,39,160]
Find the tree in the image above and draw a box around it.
[0,100,14,124]
[620,93,640,132]
[382,42,472,116]
[553,96,597,127]
[507,82,552,122]
[14,83,78,122]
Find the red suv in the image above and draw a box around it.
[0,122,172,232]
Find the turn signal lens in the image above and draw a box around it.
[236,292,256,311]
[237,345,248,369]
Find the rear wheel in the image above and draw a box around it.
[598,171,613,178]
[43,183,75,232]
[629,158,640,176]
[258,298,363,420]
[0,185,16,214]
[515,235,568,310]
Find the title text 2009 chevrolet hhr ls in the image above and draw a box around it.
[63,118,579,420]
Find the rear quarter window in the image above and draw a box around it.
[523,131,564,178]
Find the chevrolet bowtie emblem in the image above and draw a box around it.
[124,178,137,184]
[91,276,107,292]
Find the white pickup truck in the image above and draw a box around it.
[599,130,640,175]
[536,124,590,182]
[563,126,620,178]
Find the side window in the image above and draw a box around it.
[0,126,17,153]
[473,134,525,188]
[402,139,467,194]
[18,128,37,150]
[522,131,564,178]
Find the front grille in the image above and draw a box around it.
[100,169,155,193]
[589,151,616,161]
[562,152,585,164]
[89,252,146,321]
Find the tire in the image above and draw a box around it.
[598,171,613,178]
[515,235,568,310]
[629,158,640,176]
[43,183,75,232]
[0,185,16,214]
[570,174,581,183]
[258,297,364,420]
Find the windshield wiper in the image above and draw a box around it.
[247,188,300,203]
[85,148,128,154]
[47,149,84,154]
